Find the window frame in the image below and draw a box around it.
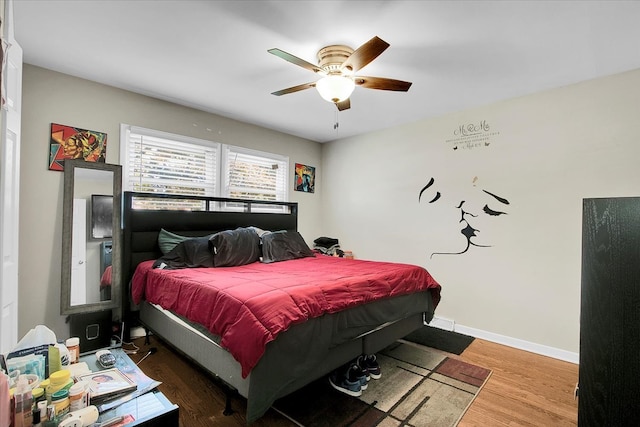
[221,144,289,202]
[120,124,289,208]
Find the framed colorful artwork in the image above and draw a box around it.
[294,163,315,193]
[49,123,107,171]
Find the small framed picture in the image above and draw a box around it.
[294,163,315,193]
[76,367,137,402]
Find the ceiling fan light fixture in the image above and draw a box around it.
[316,75,355,103]
[269,36,410,111]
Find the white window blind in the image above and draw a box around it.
[222,146,288,202]
[122,126,218,197]
[120,124,289,210]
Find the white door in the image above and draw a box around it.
[0,0,23,355]
[70,199,87,306]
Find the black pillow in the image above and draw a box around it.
[209,227,261,267]
[261,230,315,263]
[153,236,213,269]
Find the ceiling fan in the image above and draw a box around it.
[268,36,412,111]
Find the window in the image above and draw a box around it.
[120,125,289,209]
[222,145,288,201]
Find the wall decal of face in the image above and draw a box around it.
[419,177,510,258]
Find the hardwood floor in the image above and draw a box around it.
[128,335,578,426]
[456,340,578,426]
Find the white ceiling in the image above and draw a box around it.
[12,0,640,143]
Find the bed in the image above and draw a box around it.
[121,191,441,423]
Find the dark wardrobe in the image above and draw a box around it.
[579,197,640,426]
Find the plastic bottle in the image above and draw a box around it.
[56,340,71,367]
[45,369,73,404]
[65,337,80,364]
[6,387,14,427]
[45,404,56,426]
[13,374,33,427]
[48,345,61,375]
[32,386,45,405]
[32,386,45,421]
[37,400,48,423]
[39,378,50,391]
[32,407,41,427]
[68,381,88,411]
[50,389,70,418]
[0,371,10,427]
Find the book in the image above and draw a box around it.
[76,367,137,403]
[92,348,162,412]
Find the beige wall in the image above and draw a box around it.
[19,64,322,339]
[321,68,640,360]
[21,62,640,361]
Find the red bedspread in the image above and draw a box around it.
[100,265,112,288]
[132,255,441,377]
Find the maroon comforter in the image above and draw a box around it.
[100,265,112,288]
[132,255,441,377]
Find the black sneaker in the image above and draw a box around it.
[329,366,362,397]
[358,354,381,380]
[347,362,368,390]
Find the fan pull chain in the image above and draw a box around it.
[334,110,340,137]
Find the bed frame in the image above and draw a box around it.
[121,191,434,423]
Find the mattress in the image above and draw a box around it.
[131,254,441,377]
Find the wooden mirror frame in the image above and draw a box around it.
[61,159,122,315]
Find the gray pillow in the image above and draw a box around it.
[158,228,192,255]
[208,227,261,267]
[261,230,315,263]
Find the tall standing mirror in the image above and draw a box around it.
[61,159,122,315]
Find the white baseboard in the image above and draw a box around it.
[428,316,455,331]
[427,316,579,365]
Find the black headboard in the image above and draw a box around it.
[121,191,299,325]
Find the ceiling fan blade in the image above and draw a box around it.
[271,81,316,96]
[336,99,351,111]
[354,76,412,92]
[268,48,325,75]
[340,36,390,73]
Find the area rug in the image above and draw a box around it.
[273,341,491,427]
[403,326,475,355]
